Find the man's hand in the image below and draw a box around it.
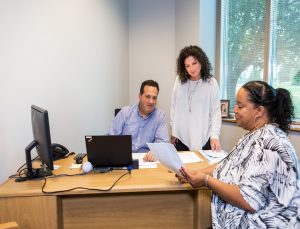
[143,151,156,162]
[171,135,177,145]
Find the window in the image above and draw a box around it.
[218,0,300,120]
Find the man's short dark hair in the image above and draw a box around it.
[140,80,159,94]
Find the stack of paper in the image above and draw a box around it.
[178,151,202,163]
[132,153,157,169]
[199,150,228,164]
[132,145,203,173]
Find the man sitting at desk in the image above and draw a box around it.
[108,80,169,161]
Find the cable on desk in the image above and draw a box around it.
[10,168,32,181]
[41,171,130,194]
[18,155,39,172]
[9,155,39,180]
[10,152,76,181]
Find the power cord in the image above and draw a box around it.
[41,171,131,194]
[10,153,76,181]
[9,155,39,180]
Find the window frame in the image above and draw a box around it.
[216,0,300,124]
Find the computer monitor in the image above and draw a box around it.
[25,105,54,179]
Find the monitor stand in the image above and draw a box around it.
[23,140,53,180]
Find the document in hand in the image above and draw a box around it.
[147,143,184,175]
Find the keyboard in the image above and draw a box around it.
[93,167,113,173]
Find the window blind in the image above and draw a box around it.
[219,0,300,120]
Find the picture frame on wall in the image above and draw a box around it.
[220,100,230,118]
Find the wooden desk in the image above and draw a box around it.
[0,152,212,229]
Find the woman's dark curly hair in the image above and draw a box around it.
[242,81,294,133]
[176,45,212,84]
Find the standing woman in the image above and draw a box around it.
[170,45,222,151]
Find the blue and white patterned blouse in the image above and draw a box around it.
[212,124,300,228]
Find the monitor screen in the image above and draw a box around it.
[31,105,53,170]
[25,105,54,179]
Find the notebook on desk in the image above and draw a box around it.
[85,135,133,168]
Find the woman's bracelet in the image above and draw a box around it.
[205,174,209,187]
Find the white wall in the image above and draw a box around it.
[289,132,300,157]
[0,0,129,184]
[175,0,200,56]
[175,0,216,74]
[129,0,204,134]
[220,123,247,152]
[221,122,300,158]
[129,0,175,126]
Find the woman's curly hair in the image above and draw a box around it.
[176,45,213,84]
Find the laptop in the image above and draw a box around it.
[85,135,132,168]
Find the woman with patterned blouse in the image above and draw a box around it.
[176,81,300,228]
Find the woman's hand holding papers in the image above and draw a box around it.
[176,164,218,188]
[176,167,206,188]
[175,172,188,183]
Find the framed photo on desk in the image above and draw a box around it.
[220,100,230,118]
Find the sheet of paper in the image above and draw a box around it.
[132,152,147,160]
[201,150,227,158]
[53,164,61,170]
[138,162,157,169]
[69,164,82,169]
[179,151,202,163]
[199,150,228,164]
[147,143,184,175]
[132,153,158,169]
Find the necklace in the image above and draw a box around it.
[187,79,200,112]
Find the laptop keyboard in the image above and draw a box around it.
[93,167,113,173]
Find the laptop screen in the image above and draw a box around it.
[85,135,132,167]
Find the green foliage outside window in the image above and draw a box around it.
[220,0,300,119]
